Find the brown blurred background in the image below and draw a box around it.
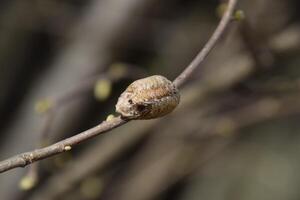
[0,0,300,199]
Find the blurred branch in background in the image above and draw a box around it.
[0,0,299,200]
[0,0,160,199]
[0,0,238,173]
[22,63,146,187]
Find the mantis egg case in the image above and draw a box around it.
[115,75,180,120]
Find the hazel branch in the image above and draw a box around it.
[173,0,238,88]
[0,0,238,173]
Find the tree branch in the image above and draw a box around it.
[0,0,238,173]
[173,0,238,88]
[0,117,127,173]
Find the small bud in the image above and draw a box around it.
[19,176,37,191]
[217,3,245,21]
[64,145,72,151]
[106,114,115,121]
[34,99,52,114]
[94,79,112,101]
[234,10,245,21]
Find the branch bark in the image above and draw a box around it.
[0,117,127,173]
[0,0,238,173]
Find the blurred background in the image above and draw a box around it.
[0,0,300,199]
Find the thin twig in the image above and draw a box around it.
[0,117,128,173]
[0,0,238,173]
[22,64,147,182]
[173,0,238,88]
[40,64,146,140]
